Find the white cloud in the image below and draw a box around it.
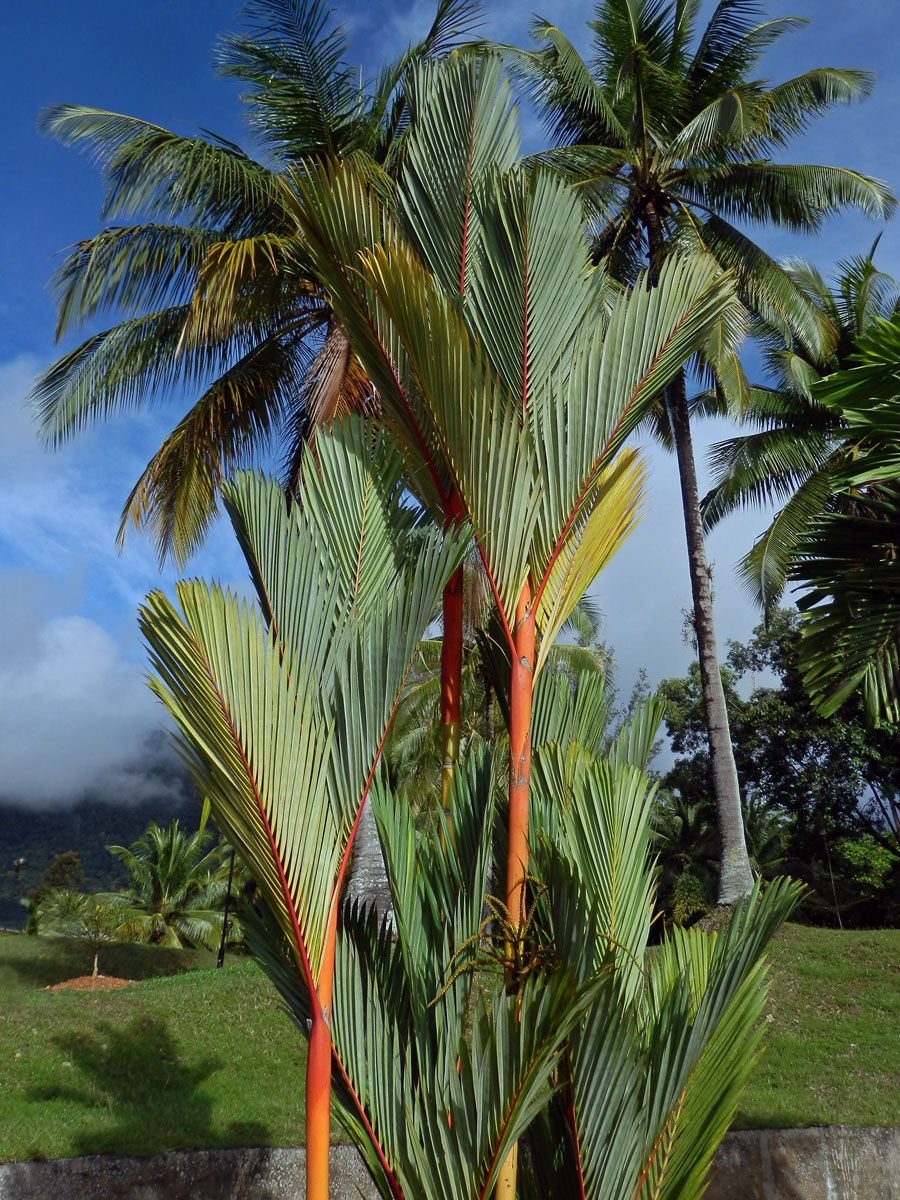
[0,354,246,806]
[0,602,168,806]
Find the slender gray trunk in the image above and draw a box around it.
[667,371,754,904]
[643,202,753,904]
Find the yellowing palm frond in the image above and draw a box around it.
[534,450,645,678]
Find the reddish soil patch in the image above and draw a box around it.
[45,974,139,992]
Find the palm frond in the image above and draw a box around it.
[511,25,626,146]
[530,250,744,593]
[30,306,202,444]
[751,68,876,153]
[694,162,895,231]
[737,468,835,617]
[362,240,543,628]
[141,417,468,989]
[216,0,365,159]
[117,333,313,566]
[663,83,762,163]
[51,224,220,340]
[466,166,604,413]
[693,215,830,356]
[534,451,646,677]
[702,422,834,529]
[285,156,453,513]
[689,2,792,82]
[793,500,900,723]
[38,104,283,229]
[398,51,520,296]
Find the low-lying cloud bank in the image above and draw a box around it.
[0,606,174,808]
[0,355,179,808]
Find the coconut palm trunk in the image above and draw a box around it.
[345,797,394,926]
[666,370,753,903]
[646,214,753,905]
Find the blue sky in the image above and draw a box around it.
[2,0,898,805]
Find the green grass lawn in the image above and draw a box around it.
[1,923,898,1162]
[0,935,315,1162]
[736,923,900,1128]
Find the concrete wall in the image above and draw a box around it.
[705,1126,900,1200]
[2,1128,898,1199]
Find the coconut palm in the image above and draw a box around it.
[100,819,232,950]
[703,240,900,616]
[30,0,480,566]
[511,0,895,904]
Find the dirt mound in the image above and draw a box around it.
[45,974,139,992]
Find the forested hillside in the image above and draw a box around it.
[0,757,198,928]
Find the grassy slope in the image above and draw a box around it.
[2,923,898,1162]
[736,923,900,1128]
[0,936,316,1162]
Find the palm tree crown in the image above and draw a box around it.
[102,819,229,949]
[703,240,900,615]
[517,0,893,341]
[30,0,480,566]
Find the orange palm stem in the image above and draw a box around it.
[506,581,534,925]
[306,1009,332,1200]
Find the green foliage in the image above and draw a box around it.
[702,242,900,616]
[99,820,235,951]
[25,16,832,1194]
[784,313,900,724]
[671,871,713,928]
[137,400,800,1196]
[27,851,84,905]
[659,610,900,925]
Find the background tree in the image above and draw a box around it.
[100,820,233,950]
[513,0,895,904]
[26,850,85,906]
[659,609,900,925]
